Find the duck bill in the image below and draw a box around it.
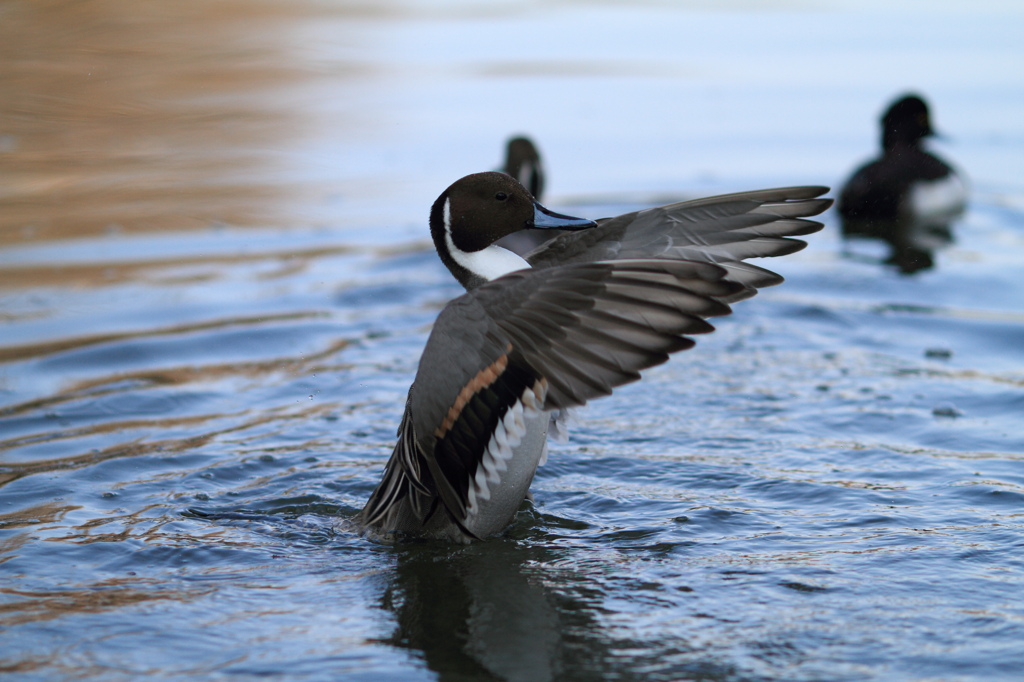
[531,202,597,230]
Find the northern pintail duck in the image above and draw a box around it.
[359,172,831,543]
[839,93,967,272]
[502,136,545,200]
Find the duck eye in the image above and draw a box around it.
[495,192,508,201]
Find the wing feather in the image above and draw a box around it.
[526,186,831,276]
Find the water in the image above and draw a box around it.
[3,1,1024,680]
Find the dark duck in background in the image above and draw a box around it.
[839,93,967,273]
[503,136,545,200]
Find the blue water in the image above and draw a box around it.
[3,1,1024,680]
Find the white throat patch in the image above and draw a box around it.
[443,198,530,281]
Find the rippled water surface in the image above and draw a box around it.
[3,1,1024,680]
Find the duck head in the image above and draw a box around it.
[881,94,935,151]
[429,172,596,289]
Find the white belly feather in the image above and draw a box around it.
[908,174,967,225]
[463,385,550,539]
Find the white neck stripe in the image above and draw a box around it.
[443,197,531,282]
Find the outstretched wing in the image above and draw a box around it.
[526,186,831,296]
[360,258,746,535]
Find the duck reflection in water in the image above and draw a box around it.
[838,93,967,274]
[379,539,737,681]
[381,541,570,681]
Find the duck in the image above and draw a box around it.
[502,136,545,200]
[358,172,831,543]
[838,93,967,273]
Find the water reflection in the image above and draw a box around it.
[842,217,956,274]
[381,536,740,681]
[384,540,569,681]
[0,0,332,246]
[838,93,967,274]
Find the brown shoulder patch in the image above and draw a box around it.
[434,351,510,439]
